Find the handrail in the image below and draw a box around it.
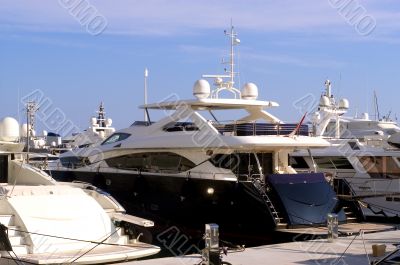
[212,120,310,137]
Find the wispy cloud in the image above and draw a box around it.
[1,0,400,47]
[0,0,398,38]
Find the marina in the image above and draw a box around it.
[122,226,400,265]
[1,1,400,264]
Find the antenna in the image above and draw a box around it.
[203,23,242,99]
[373,90,380,121]
[25,101,38,161]
[144,68,149,122]
[97,102,106,127]
[17,88,21,127]
[224,22,240,89]
[324,80,332,98]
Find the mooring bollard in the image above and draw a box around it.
[203,223,221,265]
[327,213,338,243]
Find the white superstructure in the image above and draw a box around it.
[292,80,400,220]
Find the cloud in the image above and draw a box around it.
[0,0,399,45]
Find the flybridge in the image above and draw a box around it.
[140,98,279,110]
[140,25,285,125]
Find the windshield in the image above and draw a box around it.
[101,133,131,145]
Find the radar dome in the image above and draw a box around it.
[20,124,34,137]
[312,112,321,123]
[361,113,369,120]
[106,118,113,126]
[91,117,97,126]
[319,96,330,107]
[0,117,20,142]
[20,124,28,138]
[241,83,258,100]
[193,79,211,99]
[339,98,349,110]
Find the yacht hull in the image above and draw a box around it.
[49,170,343,250]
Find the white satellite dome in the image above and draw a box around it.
[312,112,321,124]
[241,83,258,100]
[20,124,28,138]
[106,118,113,126]
[193,79,211,99]
[339,98,349,110]
[361,112,369,120]
[319,95,330,107]
[20,123,35,137]
[0,117,20,142]
[91,117,97,126]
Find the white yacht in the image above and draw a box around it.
[21,102,115,156]
[61,102,116,150]
[48,27,355,247]
[0,117,160,264]
[291,80,400,221]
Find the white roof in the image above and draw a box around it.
[140,98,279,110]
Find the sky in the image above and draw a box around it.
[1,0,400,135]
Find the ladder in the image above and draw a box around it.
[251,178,287,229]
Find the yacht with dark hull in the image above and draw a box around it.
[48,27,353,247]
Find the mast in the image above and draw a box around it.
[224,23,240,89]
[97,102,106,127]
[144,68,149,122]
[203,23,242,99]
[373,90,380,121]
[25,101,38,161]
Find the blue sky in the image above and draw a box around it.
[1,0,400,135]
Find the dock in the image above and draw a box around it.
[119,224,400,265]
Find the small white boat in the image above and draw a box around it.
[0,117,160,264]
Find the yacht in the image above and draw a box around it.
[0,116,160,264]
[61,102,116,150]
[23,102,116,156]
[48,27,354,246]
[291,80,400,221]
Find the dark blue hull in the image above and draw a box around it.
[49,170,344,249]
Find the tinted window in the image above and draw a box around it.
[210,152,273,176]
[102,133,131,145]
[0,155,8,183]
[60,156,89,168]
[348,142,360,150]
[290,156,309,169]
[359,156,400,175]
[314,157,353,170]
[106,152,195,173]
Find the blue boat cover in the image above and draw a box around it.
[268,173,346,225]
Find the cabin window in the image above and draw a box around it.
[0,155,8,183]
[314,157,353,170]
[101,133,131,145]
[209,154,240,171]
[289,156,309,169]
[359,156,400,176]
[105,152,195,173]
[210,152,273,177]
[348,142,360,150]
[60,156,89,169]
